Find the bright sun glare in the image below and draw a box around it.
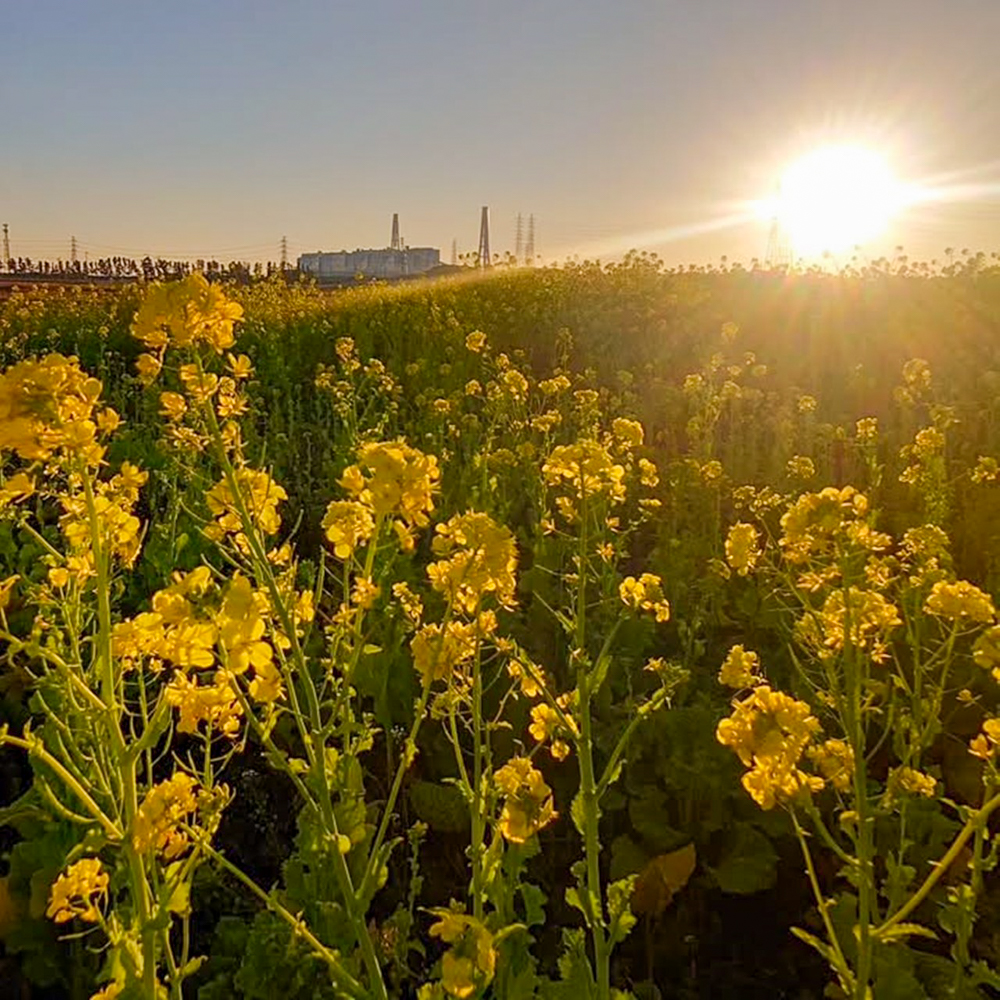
[765,146,909,259]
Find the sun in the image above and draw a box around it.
[765,146,908,259]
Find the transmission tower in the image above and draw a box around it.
[2,224,9,268]
[764,186,791,268]
[391,213,401,251]
[451,238,457,266]
[70,236,78,264]
[477,206,491,268]
[280,235,288,270]
[525,215,535,265]
[514,213,523,265]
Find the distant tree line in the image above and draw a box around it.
[1,257,292,283]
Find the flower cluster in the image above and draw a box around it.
[0,353,109,466]
[131,273,244,357]
[493,756,558,843]
[410,621,478,685]
[46,857,109,924]
[205,468,287,552]
[528,696,578,760]
[923,579,996,625]
[113,568,284,719]
[619,573,671,623]
[425,908,496,999]
[321,500,376,560]
[428,511,518,614]
[806,739,854,793]
[132,773,199,859]
[725,523,760,577]
[718,645,762,688]
[795,587,902,663]
[716,685,824,810]
[340,439,440,535]
[542,439,626,516]
[779,486,871,566]
[56,462,148,575]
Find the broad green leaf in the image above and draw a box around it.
[408,779,469,833]
[609,834,650,882]
[709,822,778,895]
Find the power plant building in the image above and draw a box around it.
[298,246,440,279]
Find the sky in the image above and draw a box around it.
[5,0,1000,267]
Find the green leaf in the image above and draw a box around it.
[588,650,613,696]
[408,780,469,833]
[790,926,844,971]
[970,959,1000,989]
[609,834,649,882]
[538,927,596,1000]
[873,921,937,944]
[570,792,590,838]
[626,790,684,853]
[519,883,547,928]
[709,822,778,895]
[162,866,192,917]
[607,875,639,945]
[564,887,592,929]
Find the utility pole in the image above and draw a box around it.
[1,224,9,269]
[451,238,457,266]
[514,213,523,265]
[70,235,78,264]
[280,235,288,270]
[477,206,491,268]
[525,215,535,266]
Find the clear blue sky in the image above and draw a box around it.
[5,0,1000,265]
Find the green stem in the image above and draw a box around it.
[573,486,609,999]
[82,465,158,997]
[199,386,386,999]
[357,680,431,905]
[791,808,855,994]
[470,635,485,920]
[875,790,1000,936]
[199,838,370,1000]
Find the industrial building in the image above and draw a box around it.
[298,246,440,279]
[298,214,440,279]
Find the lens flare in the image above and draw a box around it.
[765,146,912,258]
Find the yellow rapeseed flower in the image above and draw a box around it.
[46,858,108,924]
[717,685,823,810]
[611,417,644,449]
[411,621,476,684]
[164,671,243,737]
[725,523,759,576]
[924,580,996,625]
[133,773,199,859]
[807,739,854,792]
[465,330,487,352]
[322,500,376,559]
[493,757,558,843]
[619,573,671,622]
[427,909,496,999]
[340,439,440,529]
[427,511,518,614]
[889,766,936,798]
[718,646,762,688]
